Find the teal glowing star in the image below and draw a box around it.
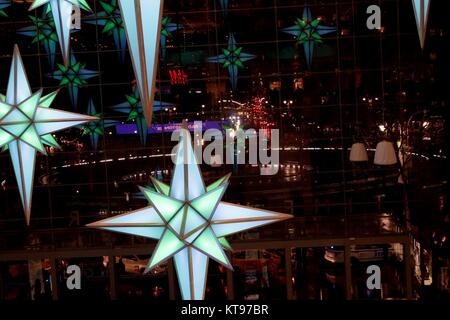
[29,0,92,66]
[110,87,172,146]
[207,33,256,91]
[0,0,11,17]
[17,6,58,69]
[84,0,126,63]
[0,46,98,225]
[48,54,99,110]
[80,98,118,150]
[117,0,164,127]
[160,16,182,61]
[281,4,336,69]
[411,0,431,49]
[87,127,292,300]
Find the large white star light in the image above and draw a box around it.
[29,0,92,66]
[0,45,98,225]
[87,127,292,300]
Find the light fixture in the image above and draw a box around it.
[29,0,92,66]
[0,45,97,225]
[349,142,369,162]
[117,0,164,127]
[87,126,292,300]
[374,140,398,165]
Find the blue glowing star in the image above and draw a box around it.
[110,87,171,146]
[281,5,336,69]
[29,0,92,66]
[117,0,164,127]
[17,5,63,69]
[207,33,256,91]
[47,54,99,110]
[84,0,127,63]
[80,99,118,150]
[0,46,97,225]
[0,0,11,17]
[160,16,182,61]
[411,0,431,49]
[87,127,292,300]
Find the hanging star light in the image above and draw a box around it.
[84,0,126,63]
[17,6,59,69]
[80,98,118,150]
[0,0,11,17]
[29,0,91,66]
[48,54,99,110]
[160,16,182,61]
[281,4,336,69]
[0,46,98,225]
[87,127,292,300]
[207,33,256,92]
[110,87,171,146]
[218,0,228,15]
[411,0,431,49]
[117,0,164,127]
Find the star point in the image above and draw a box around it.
[29,0,92,66]
[88,127,292,299]
[117,0,165,128]
[282,4,336,69]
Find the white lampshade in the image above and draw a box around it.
[349,142,368,162]
[374,140,397,165]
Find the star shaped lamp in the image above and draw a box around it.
[0,46,98,225]
[110,86,171,146]
[282,4,336,69]
[17,6,59,69]
[160,16,182,61]
[84,0,126,63]
[207,33,256,91]
[87,126,292,300]
[48,54,99,110]
[80,98,118,150]
[0,0,11,17]
[411,0,431,49]
[29,0,92,66]
[117,0,164,127]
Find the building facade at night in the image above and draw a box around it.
[0,0,448,301]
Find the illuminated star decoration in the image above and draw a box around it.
[110,87,170,146]
[117,0,164,127]
[160,16,182,61]
[87,127,292,300]
[84,0,126,63]
[0,46,97,225]
[281,5,336,69]
[0,0,11,17]
[411,0,431,49]
[207,33,256,91]
[80,98,118,150]
[17,6,59,69]
[218,0,228,15]
[48,54,99,110]
[29,0,91,66]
